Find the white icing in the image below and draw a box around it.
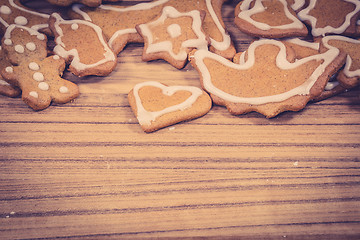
[0,79,10,86]
[133,81,203,125]
[29,91,38,98]
[53,55,60,60]
[26,42,36,51]
[71,23,79,30]
[4,25,46,45]
[286,37,320,50]
[33,72,44,82]
[290,0,306,11]
[14,16,27,25]
[322,35,360,78]
[0,5,11,15]
[29,62,40,71]
[325,81,339,91]
[138,6,208,61]
[191,39,339,105]
[37,34,45,40]
[5,66,13,73]
[297,0,360,37]
[237,0,305,30]
[51,13,116,72]
[4,38,12,45]
[59,86,69,93]
[77,0,230,52]
[167,23,181,38]
[38,82,49,91]
[14,44,24,53]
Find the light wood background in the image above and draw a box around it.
[1,0,360,239]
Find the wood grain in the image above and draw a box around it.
[1,0,360,239]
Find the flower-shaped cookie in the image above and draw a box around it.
[136,6,209,69]
[1,25,79,110]
[189,39,346,117]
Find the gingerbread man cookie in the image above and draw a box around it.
[128,81,212,133]
[1,25,79,110]
[49,13,117,77]
[69,0,235,59]
[189,39,346,117]
[234,0,308,39]
[0,45,20,97]
[0,0,51,35]
[136,6,209,69]
[297,0,360,37]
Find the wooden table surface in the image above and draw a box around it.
[1,1,360,239]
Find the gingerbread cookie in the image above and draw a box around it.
[234,0,308,39]
[49,13,117,77]
[285,37,348,101]
[135,6,209,69]
[297,0,360,37]
[0,45,20,97]
[320,35,360,89]
[1,24,79,110]
[0,0,51,35]
[69,0,235,59]
[286,0,307,12]
[189,39,346,118]
[128,81,212,133]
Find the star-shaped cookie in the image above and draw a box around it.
[189,39,346,117]
[136,6,209,69]
[297,0,360,37]
[69,0,235,59]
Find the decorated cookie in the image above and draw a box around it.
[135,6,209,69]
[189,39,346,118]
[297,0,360,37]
[234,0,308,39]
[0,0,51,35]
[0,45,20,97]
[320,35,360,89]
[1,25,79,110]
[69,0,235,59]
[128,81,212,133]
[284,37,348,101]
[286,0,307,12]
[49,13,117,77]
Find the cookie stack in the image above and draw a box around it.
[0,0,359,132]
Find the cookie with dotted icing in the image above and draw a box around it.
[69,0,235,59]
[297,0,360,37]
[128,81,212,133]
[1,24,79,110]
[189,39,346,118]
[0,0,51,36]
[0,45,20,97]
[135,6,209,69]
[49,13,117,77]
[234,0,308,39]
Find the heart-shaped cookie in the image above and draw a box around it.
[128,81,212,132]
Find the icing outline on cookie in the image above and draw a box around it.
[133,81,204,125]
[192,39,340,105]
[137,6,209,61]
[237,0,305,30]
[72,0,231,52]
[322,35,360,78]
[297,0,360,36]
[51,13,116,72]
